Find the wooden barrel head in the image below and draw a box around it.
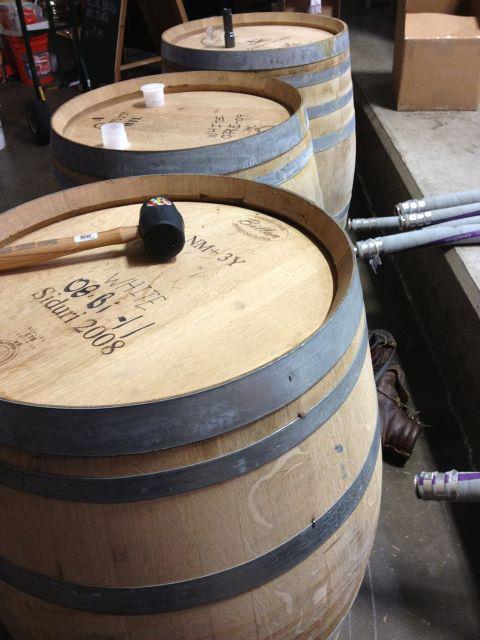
[51,72,301,153]
[0,175,353,455]
[0,198,333,408]
[57,89,290,152]
[171,23,331,52]
[161,13,349,71]
[50,71,323,211]
[161,15,354,226]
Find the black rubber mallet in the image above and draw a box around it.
[0,196,185,272]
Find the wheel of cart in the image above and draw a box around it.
[25,96,50,144]
[12,0,90,145]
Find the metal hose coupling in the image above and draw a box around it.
[348,217,382,232]
[354,237,383,273]
[395,199,427,217]
[349,212,434,233]
[396,189,480,215]
[355,237,383,259]
[399,211,433,230]
[415,470,480,502]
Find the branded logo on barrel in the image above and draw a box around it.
[0,340,20,366]
[233,215,288,241]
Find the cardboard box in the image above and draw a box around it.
[393,0,480,110]
[403,0,474,13]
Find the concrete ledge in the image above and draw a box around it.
[345,2,480,464]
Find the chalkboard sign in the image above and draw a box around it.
[80,0,124,86]
[80,0,187,87]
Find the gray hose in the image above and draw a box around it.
[419,202,480,227]
[436,214,480,228]
[349,202,480,233]
[415,470,480,502]
[355,223,480,262]
[396,187,480,216]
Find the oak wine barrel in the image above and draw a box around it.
[162,13,355,228]
[51,71,323,207]
[0,175,379,639]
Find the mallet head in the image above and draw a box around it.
[139,197,185,260]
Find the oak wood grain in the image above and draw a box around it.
[0,175,379,640]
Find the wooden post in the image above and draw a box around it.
[114,0,187,82]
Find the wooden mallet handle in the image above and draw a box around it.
[0,226,139,272]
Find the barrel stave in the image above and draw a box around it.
[0,463,380,640]
[0,327,376,584]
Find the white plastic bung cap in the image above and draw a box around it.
[141,83,165,108]
[0,118,5,151]
[101,122,130,150]
[308,0,322,14]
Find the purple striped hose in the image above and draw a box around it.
[349,202,480,233]
[396,187,480,216]
[415,470,480,502]
[355,224,480,262]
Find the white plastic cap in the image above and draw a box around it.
[308,0,322,13]
[204,25,215,44]
[0,118,5,151]
[101,122,130,150]
[141,83,165,108]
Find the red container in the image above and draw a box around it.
[8,34,53,86]
[22,6,37,25]
[0,2,37,31]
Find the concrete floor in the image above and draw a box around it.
[0,84,75,210]
[1,29,480,639]
[341,184,480,639]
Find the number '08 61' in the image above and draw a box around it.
[64,278,125,355]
